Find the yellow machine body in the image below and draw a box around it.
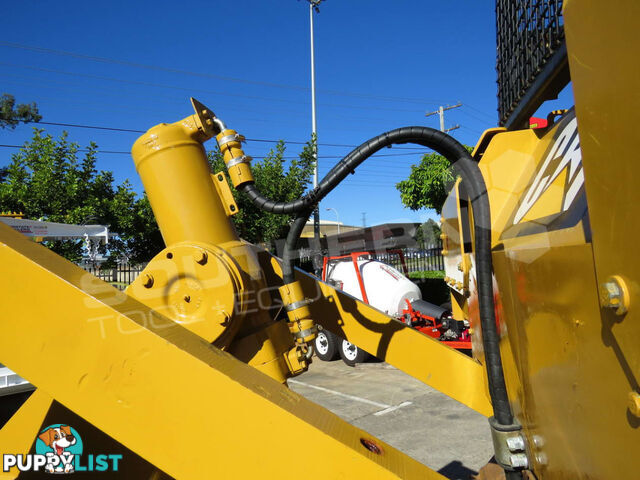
[0,101,490,478]
[441,2,640,477]
[0,1,637,478]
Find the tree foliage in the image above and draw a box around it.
[395,152,455,215]
[0,129,157,265]
[415,218,441,248]
[0,94,42,129]
[0,128,315,265]
[396,147,473,215]
[208,139,315,245]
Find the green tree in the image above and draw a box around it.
[0,94,42,129]
[396,147,472,215]
[396,152,455,215]
[414,219,441,249]
[0,129,154,265]
[421,218,441,245]
[208,139,315,245]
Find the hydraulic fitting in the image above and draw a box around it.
[279,281,317,344]
[216,129,255,187]
[284,344,311,375]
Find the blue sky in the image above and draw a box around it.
[2,1,529,228]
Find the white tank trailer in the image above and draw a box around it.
[315,258,450,365]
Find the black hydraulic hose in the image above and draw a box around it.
[282,210,311,284]
[277,127,517,466]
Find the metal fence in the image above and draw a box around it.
[377,245,444,273]
[496,0,565,126]
[82,263,145,289]
[81,243,445,288]
[295,242,444,274]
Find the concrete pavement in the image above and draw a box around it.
[289,358,494,479]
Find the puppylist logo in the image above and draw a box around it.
[2,424,122,474]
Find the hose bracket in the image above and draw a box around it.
[488,416,529,471]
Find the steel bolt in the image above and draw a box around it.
[599,276,629,315]
[629,391,640,417]
[532,434,545,448]
[506,435,526,452]
[535,452,548,466]
[509,453,529,469]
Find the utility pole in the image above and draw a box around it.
[307,0,323,274]
[426,102,462,133]
[326,208,340,234]
[361,212,367,228]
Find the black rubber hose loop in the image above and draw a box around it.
[270,127,516,475]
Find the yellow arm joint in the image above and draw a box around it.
[216,129,255,187]
[279,281,317,344]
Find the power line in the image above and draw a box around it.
[27,121,428,150]
[0,63,431,115]
[39,121,142,133]
[0,42,453,106]
[0,144,130,155]
[0,143,427,160]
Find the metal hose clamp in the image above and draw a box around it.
[218,133,244,147]
[292,326,317,341]
[285,299,313,312]
[226,155,252,169]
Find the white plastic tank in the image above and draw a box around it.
[325,259,422,317]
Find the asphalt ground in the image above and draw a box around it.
[289,357,494,480]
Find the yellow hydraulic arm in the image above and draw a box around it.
[0,99,489,478]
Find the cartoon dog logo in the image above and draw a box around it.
[38,425,77,473]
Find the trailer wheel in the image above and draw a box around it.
[339,339,370,366]
[314,330,339,361]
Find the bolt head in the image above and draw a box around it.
[532,434,545,448]
[506,435,526,452]
[599,281,621,307]
[599,276,629,315]
[509,453,529,469]
[629,391,640,417]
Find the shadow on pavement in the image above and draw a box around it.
[437,460,478,480]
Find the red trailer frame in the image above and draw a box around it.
[321,250,408,305]
[321,250,471,351]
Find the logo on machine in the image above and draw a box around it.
[500,109,590,241]
[2,424,122,474]
[513,115,583,225]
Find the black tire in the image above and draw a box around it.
[314,330,339,361]
[339,339,370,366]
